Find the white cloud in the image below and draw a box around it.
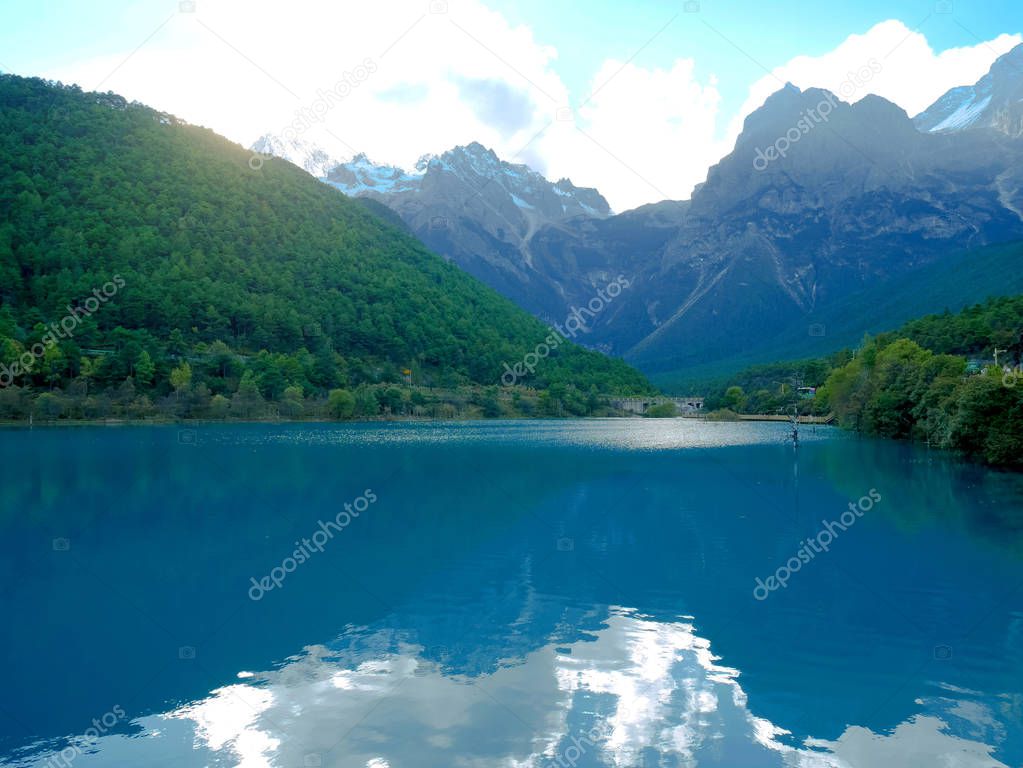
[42,7,1022,211]
[539,59,727,211]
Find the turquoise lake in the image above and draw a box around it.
[1,420,1022,767]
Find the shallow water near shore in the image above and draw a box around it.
[1,419,1022,767]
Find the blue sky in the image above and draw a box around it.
[1,0,1020,209]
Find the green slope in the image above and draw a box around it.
[652,239,1023,393]
[0,75,652,415]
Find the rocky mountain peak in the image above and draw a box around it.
[914,42,1023,136]
[249,133,340,177]
[693,85,918,215]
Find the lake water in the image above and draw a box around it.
[1,420,1022,767]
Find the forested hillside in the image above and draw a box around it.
[705,296,1023,466]
[0,75,653,420]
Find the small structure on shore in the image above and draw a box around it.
[612,397,704,415]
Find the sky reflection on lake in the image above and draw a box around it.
[1,421,1021,767]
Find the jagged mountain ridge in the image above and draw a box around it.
[252,43,1023,382]
[326,143,610,220]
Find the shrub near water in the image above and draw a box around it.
[820,337,1023,466]
[644,402,677,418]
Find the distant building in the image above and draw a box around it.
[797,386,816,399]
[612,397,704,415]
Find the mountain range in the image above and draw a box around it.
[253,44,1023,389]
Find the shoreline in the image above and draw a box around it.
[737,414,835,424]
[0,414,685,428]
[0,413,808,428]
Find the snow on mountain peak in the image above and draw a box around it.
[913,43,1023,136]
[322,154,421,197]
[249,133,341,177]
[320,142,610,219]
